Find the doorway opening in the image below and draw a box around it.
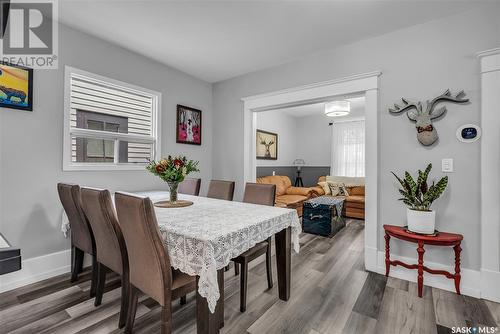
[242,71,380,272]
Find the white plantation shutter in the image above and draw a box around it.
[64,67,161,170]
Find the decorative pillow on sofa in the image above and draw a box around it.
[338,183,350,196]
[328,182,349,196]
[317,181,331,195]
[328,182,340,196]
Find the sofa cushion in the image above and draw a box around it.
[257,175,290,196]
[286,186,313,197]
[348,186,365,196]
[317,181,331,195]
[345,201,365,209]
[311,186,325,197]
[276,194,308,205]
[346,195,365,204]
[326,175,365,186]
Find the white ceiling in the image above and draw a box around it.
[268,96,365,120]
[58,1,482,83]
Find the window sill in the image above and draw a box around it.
[63,163,148,172]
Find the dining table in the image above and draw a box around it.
[61,190,301,334]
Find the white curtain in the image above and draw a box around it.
[330,120,365,177]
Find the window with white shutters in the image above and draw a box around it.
[63,67,161,171]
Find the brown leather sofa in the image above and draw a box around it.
[312,176,365,220]
[256,175,314,216]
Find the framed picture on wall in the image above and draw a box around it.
[176,104,202,145]
[256,129,278,160]
[0,62,34,111]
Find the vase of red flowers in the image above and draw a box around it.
[146,155,199,203]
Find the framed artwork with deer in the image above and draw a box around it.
[176,104,202,145]
[256,129,278,160]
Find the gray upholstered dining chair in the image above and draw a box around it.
[178,178,201,196]
[80,187,129,329]
[233,183,276,312]
[115,192,196,334]
[206,180,235,201]
[57,183,97,297]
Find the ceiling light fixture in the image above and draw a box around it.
[325,100,350,117]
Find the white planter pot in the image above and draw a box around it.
[407,208,436,234]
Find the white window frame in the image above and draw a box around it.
[63,66,162,171]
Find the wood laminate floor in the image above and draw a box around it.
[1,220,499,334]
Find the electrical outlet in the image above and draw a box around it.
[272,171,276,176]
[442,159,453,173]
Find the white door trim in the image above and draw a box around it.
[242,71,381,272]
[478,47,500,302]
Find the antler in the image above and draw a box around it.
[426,89,469,119]
[389,98,421,121]
[259,135,266,145]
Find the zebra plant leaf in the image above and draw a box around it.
[392,164,448,211]
[405,171,417,195]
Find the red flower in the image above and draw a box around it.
[156,164,165,173]
[173,159,184,167]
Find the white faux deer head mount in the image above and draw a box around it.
[389,89,469,146]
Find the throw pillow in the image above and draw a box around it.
[328,182,340,196]
[317,181,331,195]
[338,182,350,196]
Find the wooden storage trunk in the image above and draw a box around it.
[302,198,346,237]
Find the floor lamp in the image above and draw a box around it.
[293,159,305,187]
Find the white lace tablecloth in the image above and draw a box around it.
[61,190,301,313]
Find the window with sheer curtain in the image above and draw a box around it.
[330,120,365,177]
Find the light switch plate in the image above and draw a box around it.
[442,159,453,173]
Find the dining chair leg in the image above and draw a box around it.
[89,254,98,297]
[71,246,84,282]
[125,285,139,334]
[234,262,239,276]
[180,295,187,305]
[94,263,107,306]
[266,238,273,289]
[70,244,74,277]
[160,304,173,334]
[118,274,130,328]
[240,260,248,313]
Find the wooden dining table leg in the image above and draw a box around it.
[196,269,224,334]
[275,227,291,301]
[217,269,224,328]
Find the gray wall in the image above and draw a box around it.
[0,23,213,259]
[212,7,500,270]
[295,114,332,166]
[256,111,297,166]
[256,110,332,167]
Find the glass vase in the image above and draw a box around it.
[167,181,179,203]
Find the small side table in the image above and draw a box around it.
[383,224,463,298]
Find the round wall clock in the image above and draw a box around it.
[456,124,481,143]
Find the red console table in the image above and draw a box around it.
[383,224,463,298]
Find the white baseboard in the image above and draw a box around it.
[480,268,500,302]
[376,251,481,298]
[364,246,378,272]
[0,248,91,293]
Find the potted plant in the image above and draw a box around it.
[391,163,448,234]
[146,155,199,203]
